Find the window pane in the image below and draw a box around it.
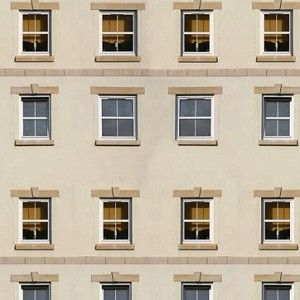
[36,100,48,117]
[264,119,277,136]
[264,34,289,52]
[278,120,290,136]
[118,119,134,137]
[103,288,115,300]
[117,34,133,52]
[264,285,291,300]
[184,34,210,52]
[23,101,35,117]
[35,202,48,220]
[23,34,48,52]
[35,14,48,32]
[183,286,197,300]
[198,289,210,300]
[264,287,277,300]
[278,202,290,219]
[23,202,48,220]
[265,202,277,220]
[104,202,115,220]
[36,120,48,136]
[102,119,118,136]
[184,222,210,240]
[118,100,133,117]
[103,15,118,32]
[265,101,277,117]
[184,14,209,32]
[196,99,211,117]
[102,34,133,52]
[184,285,210,300]
[36,286,50,300]
[279,288,291,300]
[277,14,290,32]
[180,100,195,117]
[103,223,115,240]
[23,222,48,240]
[23,120,35,136]
[116,286,130,300]
[196,119,211,137]
[115,202,129,220]
[185,202,209,220]
[23,15,35,32]
[118,15,133,32]
[265,222,290,240]
[278,100,290,117]
[103,35,118,51]
[102,99,117,117]
[179,119,195,137]
[103,222,128,240]
[264,14,277,32]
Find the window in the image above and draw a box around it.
[20,199,50,243]
[182,283,212,300]
[182,11,213,55]
[100,199,131,243]
[100,12,136,55]
[263,284,292,300]
[20,11,50,54]
[262,199,293,242]
[182,199,213,242]
[20,283,50,300]
[263,96,293,139]
[101,284,131,300]
[20,96,51,140]
[261,11,292,55]
[99,96,136,140]
[177,96,213,139]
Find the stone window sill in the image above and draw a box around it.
[256,55,296,62]
[177,139,218,146]
[95,244,135,250]
[178,243,218,250]
[15,243,55,250]
[95,55,141,62]
[259,243,298,250]
[258,139,298,146]
[178,56,218,63]
[15,55,55,62]
[95,140,141,146]
[15,140,55,146]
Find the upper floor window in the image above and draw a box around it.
[262,199,293,243]
[100,199,131,243]
[20,11,50,54]
[20,95,51,140]
[20,199,50,243]
[182,11,213,55]
[177,96,214,139]
[182,199,213,242]
[101,284,131,300]
[182,283,212,300]
[100,12,136,55]
[99,96,136,140]
[263,283,292,300]
[263,96,293,139]
[20,283,50,300]
[261,11,292,55]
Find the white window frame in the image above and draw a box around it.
[19,11,51,55]
[19,199,51,244]
[99,11,137,55]
[100,283,131,300]
[99,199,132,244]
[262,198,294,244]
[19,95,51,140]
[182,283,213,300]
[263,283,293,300]
[177,95,214,140]
[262,95,293,140]
[19,283,51,300]
[98,95,137,140]
[260,10,292,56]
[182,198,214,244]
[182,11,214,56]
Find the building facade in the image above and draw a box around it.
[1,0,300,299]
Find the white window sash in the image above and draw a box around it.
[263,283,293,300]
[98,96,137,140]
[99,11,136,55]
[262,95,293,140]
[20,11,50,55]
[182,283,213,300]
[100,283,131,300]
[20,283,51,300]
[19,95,51,140]
[262,199,294,243]
[177,95,214,140]
[99,199,132,243]
[182,11,214,56]
[260,11,292,55]
[182,199,214,243]
[19,199,50,243]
